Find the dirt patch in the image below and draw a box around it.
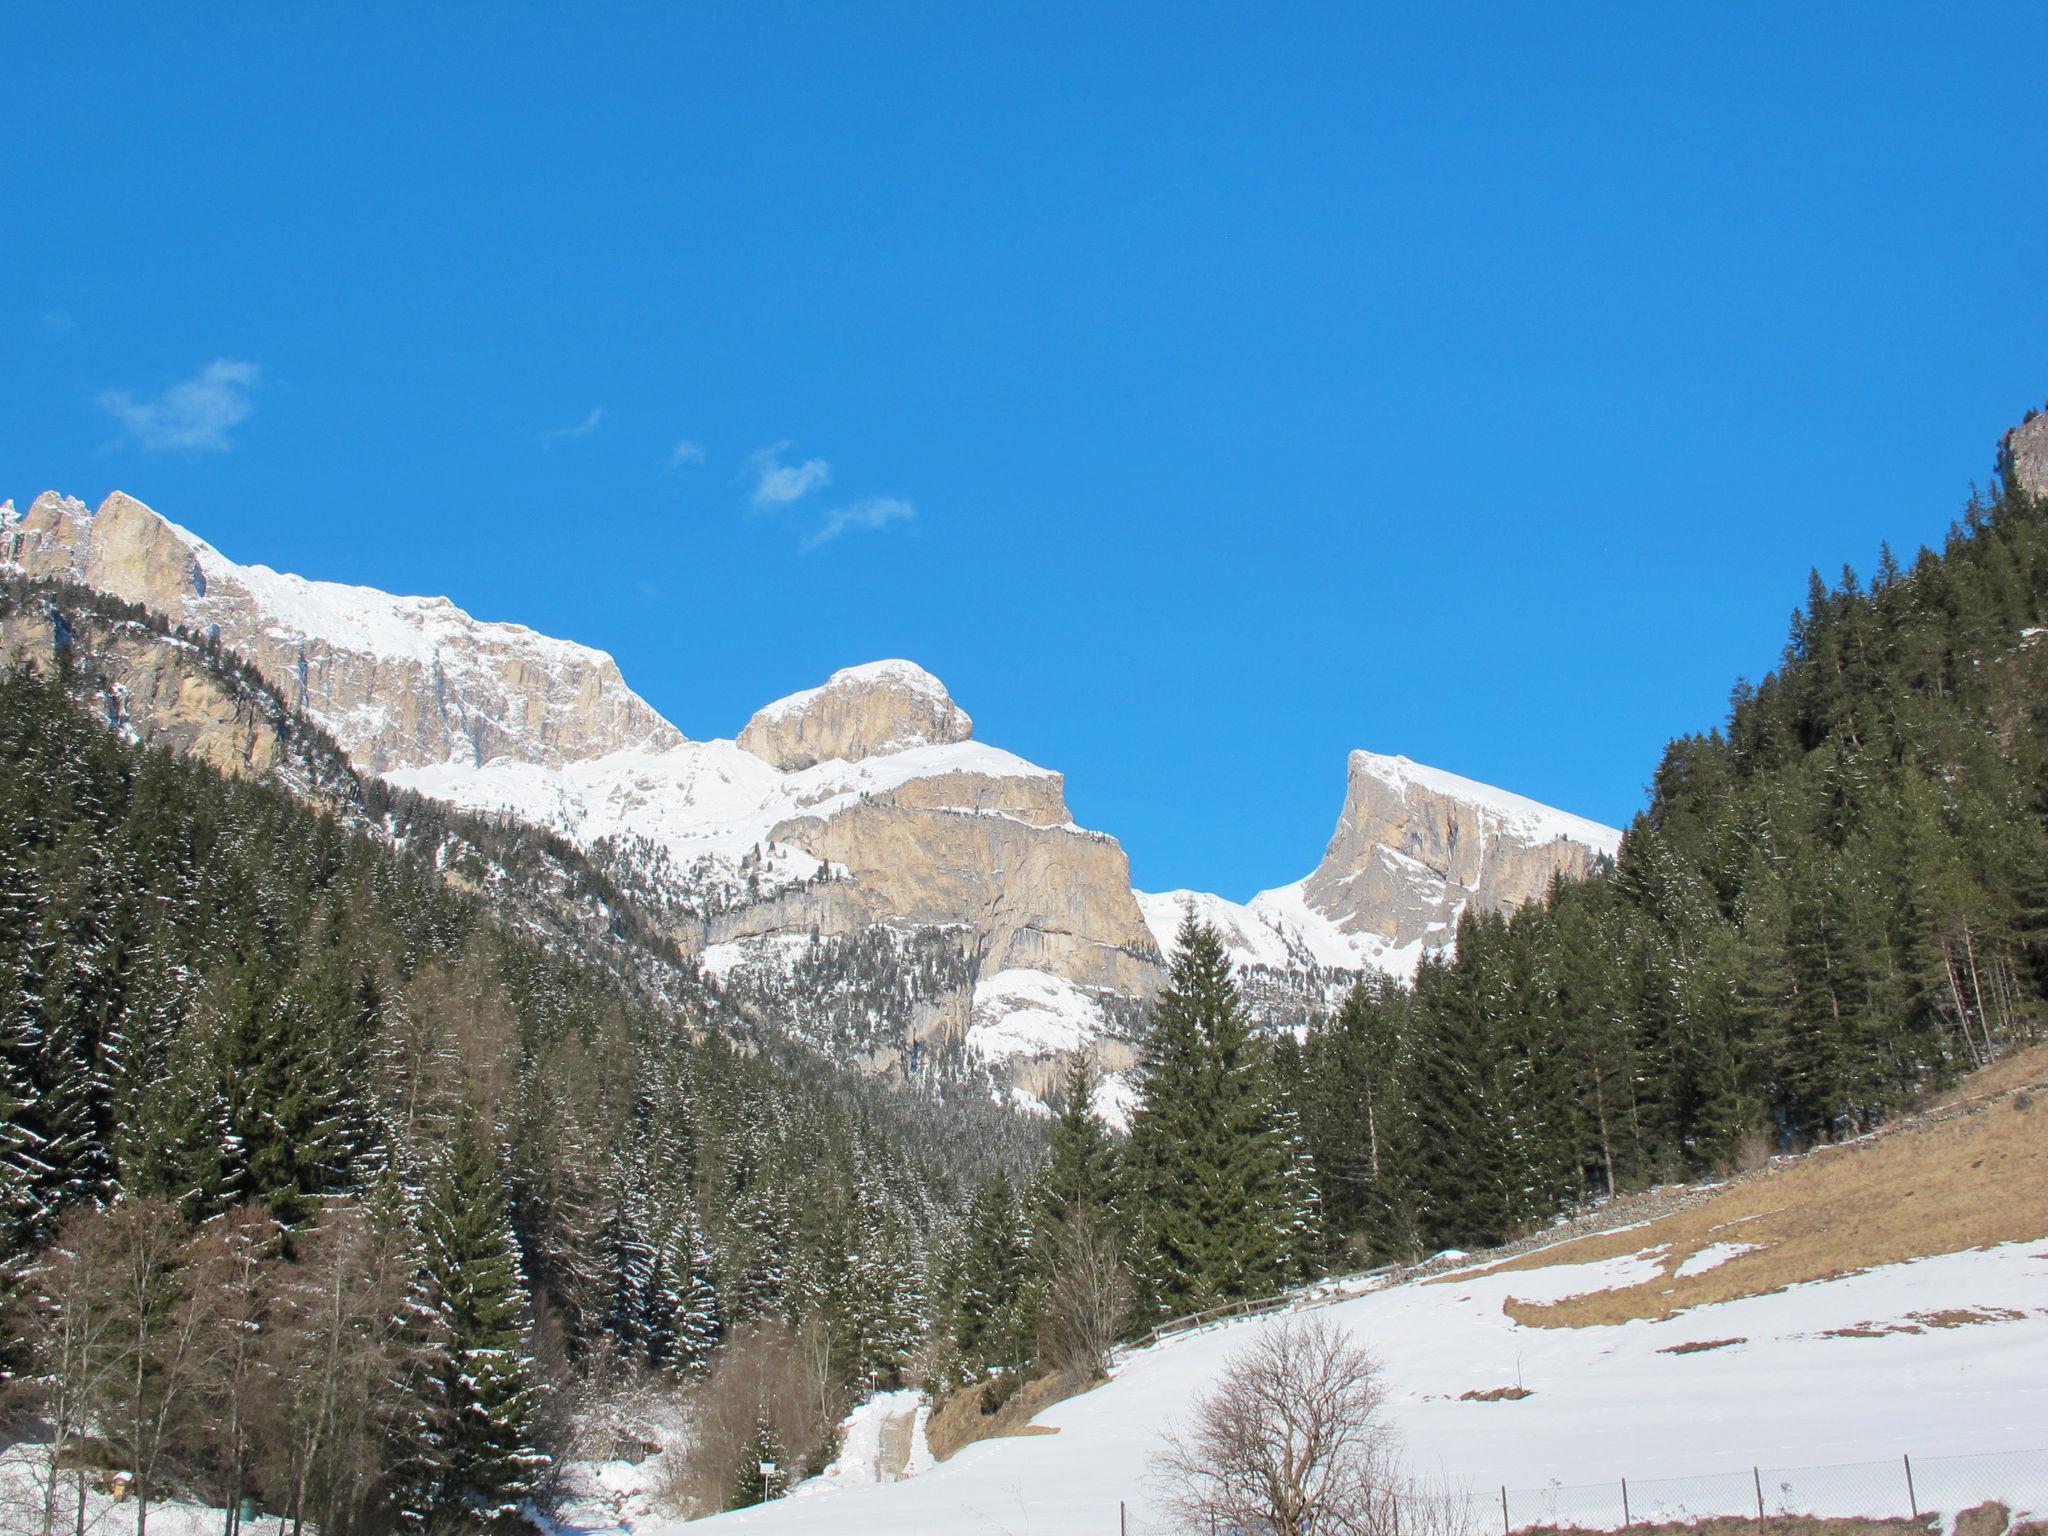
[1459,1385,1534,1401]
[877,1405,918,1481]
[1471,1061,2048,1329]
[1658,1337,1747,1354]
[1822,1306,2028,1339]
[924,1369,1089,1463]
[1521,1519,1933,1536]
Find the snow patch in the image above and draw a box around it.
[1675,1240,1761,1279]
[966,969,1105,1063]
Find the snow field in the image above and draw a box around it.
[668,1238,2048,1536]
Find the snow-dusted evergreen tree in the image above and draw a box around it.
[412,1103,547,1521]
[666,1208,722,1376]
[1126,916,1294,1313]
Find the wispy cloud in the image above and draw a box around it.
[98,358,261,453]
[668,438,706,468]
[541,407,603,446]
[803,495,917,550]
[746,440,832,506]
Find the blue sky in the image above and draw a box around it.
[5,5,2046,899]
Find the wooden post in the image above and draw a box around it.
[1502,1485,1511,1535]
[1119,1499,1127,1535]
[1904,1455,1919,1521]
[1754,1467,1764,1521]
[1622,1477,1631,1528]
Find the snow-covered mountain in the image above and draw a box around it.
[1,489,1622,1108]
[0,491,680,773]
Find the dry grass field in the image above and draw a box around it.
[1458,1045,2048,1329]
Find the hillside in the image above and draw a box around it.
[661,1049,2047,1535]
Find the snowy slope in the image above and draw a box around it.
[1137,880,1428,982]
[662,1240,2048,1535]
[390,737,1060,896]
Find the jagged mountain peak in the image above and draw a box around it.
[738,657,974,771]
[2,487,683,774]
[1344,748,1623,858]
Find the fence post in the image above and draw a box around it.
[1904,1455,1918,1521]
[1754,1467,1764,1521]
[1622,1477,1631,1528]
[1120,1499,1127,1535]
[1502,1485,1511,1535]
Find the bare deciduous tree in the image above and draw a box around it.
[669,1321,838,1515]
[1042,1211,1130,1381]
[8,1209,122,1536]
[1151,1312,1397,1536]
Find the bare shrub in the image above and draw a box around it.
[1041,1211,1131,1381]
[1151,1311,1399,1536]
[668,1321,838,1515]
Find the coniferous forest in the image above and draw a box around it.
[2,462,2045,1529]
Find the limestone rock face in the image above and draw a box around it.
[769,767,1161,997]
[0,491,681,774]
[1291,750,1620,966]
[2004,410,2048,499]
[1,596,300,785]
[739,660,974,770]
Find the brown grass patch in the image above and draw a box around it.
[924,1369,1088,1462]
[1822,1305,2028,1339]
[1952,1502,2011,1536]
[1458,1385,1533,1401]
[1526,1519,1932,1536]
[1657,1336,1747,1354]
[1472,1054,2048,1329]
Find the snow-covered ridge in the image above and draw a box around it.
[751,659,965,728]
[1352,749,1623,858]
[2,491,683,773]
[390,736,1060,874]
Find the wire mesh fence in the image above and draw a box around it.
[1405,1446,2048,1533]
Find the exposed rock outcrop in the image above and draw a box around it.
[739,660,974,770]
[769,766,1160,997]
[1282,750,1620,970]
[2004,409,2048,499]
[0,580,359,799]
[0,492,681,774]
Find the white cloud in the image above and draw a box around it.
[541,407,603,445]
[746,440,832,506]
[98,358,261,453]
[803,495,917,550]
[668,438,706,468]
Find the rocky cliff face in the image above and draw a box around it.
[0,576,366,805]
[1135,753,1621,1000]
[2005,410,2048,499]
[738,660,974,770]
[0,492,681,773]
[385,662,1167,1085]
[1271,751,1619,974]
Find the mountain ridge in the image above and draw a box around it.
[0,486,1621,1105]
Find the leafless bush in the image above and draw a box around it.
[666,1321,838,1515]
[1151,1312,1399,1536]
[1042,1212,1132,1381]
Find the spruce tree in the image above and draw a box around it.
[414,1104,546,1521]
[1126,917,1294,1312]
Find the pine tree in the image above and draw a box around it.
[414,1104,546,1521]
[1126,917,1295,1312]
